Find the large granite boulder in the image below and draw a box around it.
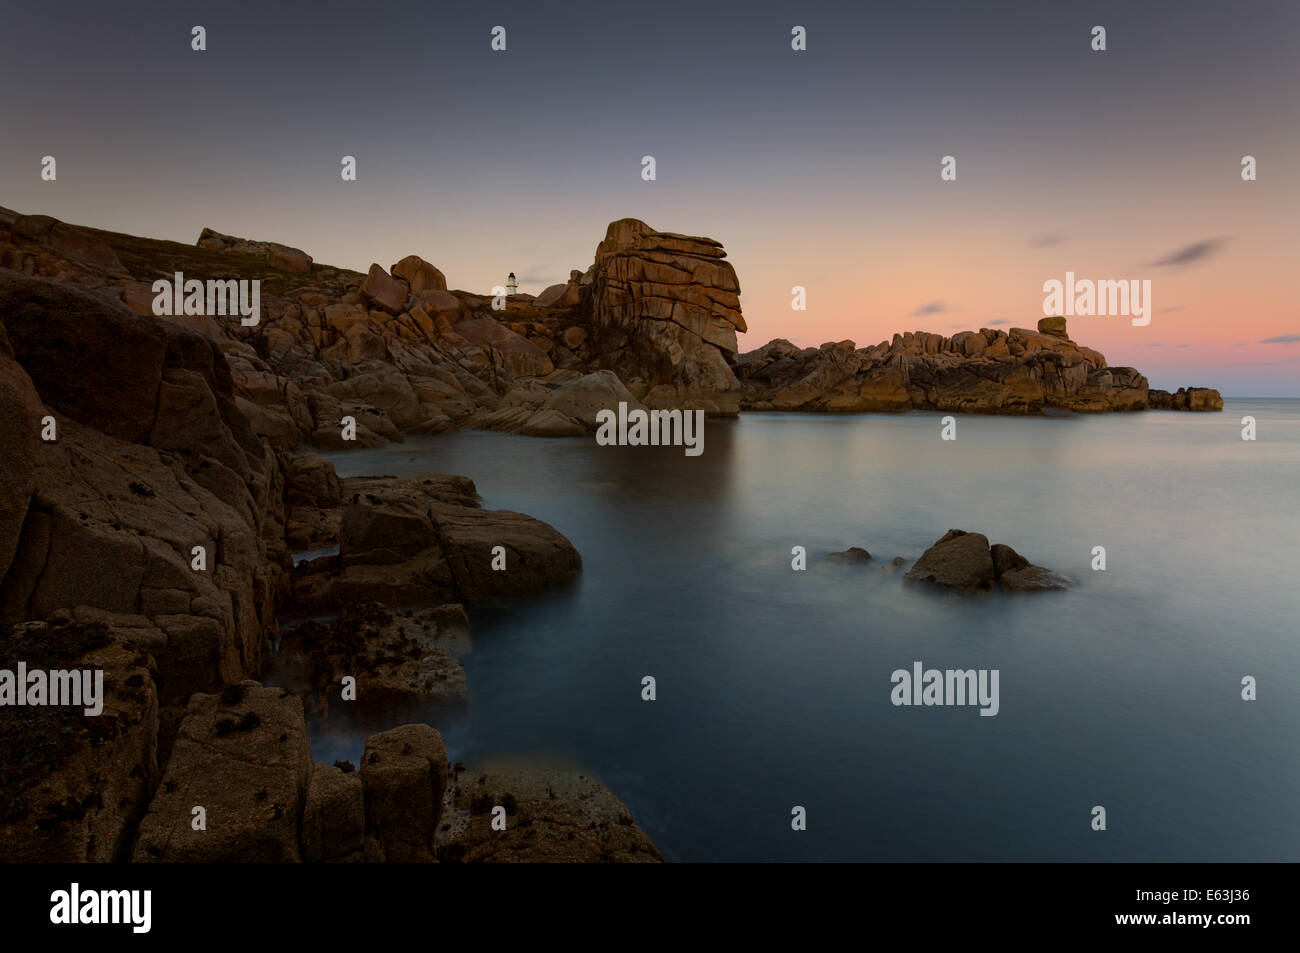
[131,681,312,862]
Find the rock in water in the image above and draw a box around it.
[989,541,1074,591]
[904,530,996,591]
[826,546,873,563]
[999,565,1074,591]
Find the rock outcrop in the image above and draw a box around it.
[197,227,313,274]
[292,473,581,610]
[580,218,747,415]
[737,317,1218,414]
[0,271,287,703]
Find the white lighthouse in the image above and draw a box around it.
[506,272,517,297]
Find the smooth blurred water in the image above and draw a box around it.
[318,399,1300,861]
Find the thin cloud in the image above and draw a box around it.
[908,301,948,317]
[986,320,1010,326]
[1260,333,1300,344]
[1028,233,1067,248]
[1148,237,1229,268]
[1158,306,1187,313]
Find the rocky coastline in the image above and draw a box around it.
[0,206,1221,862]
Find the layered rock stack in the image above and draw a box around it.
[580,218,747,415]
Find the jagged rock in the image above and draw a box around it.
[0,618,158,862]
[904,530,995,591]
[361,264,409,314]
[361,723,448,862]
[131,681,312,862]
[439,768,663,863]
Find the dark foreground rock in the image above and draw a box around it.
[131,681,312,862]
[0,618,158,862]
[276,602,470,720]
[439,766,664,863]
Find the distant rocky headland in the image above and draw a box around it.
[0,209,1221,453]
[0,206,1221,863]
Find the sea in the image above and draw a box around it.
[308,398,1300,861]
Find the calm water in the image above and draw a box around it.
[315,399,1300,861]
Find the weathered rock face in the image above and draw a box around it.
[0,272,287,702]
[292,474,581,610]
[131,681,312,862]
[584,218,746,415]
[737,319,1218,414]
[438,767,664,863]
[0,618,158,862]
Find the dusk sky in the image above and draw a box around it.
[3,0,1297,394]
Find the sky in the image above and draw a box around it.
[2,0,1297,395]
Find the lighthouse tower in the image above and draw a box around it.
[506,272,517,297]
